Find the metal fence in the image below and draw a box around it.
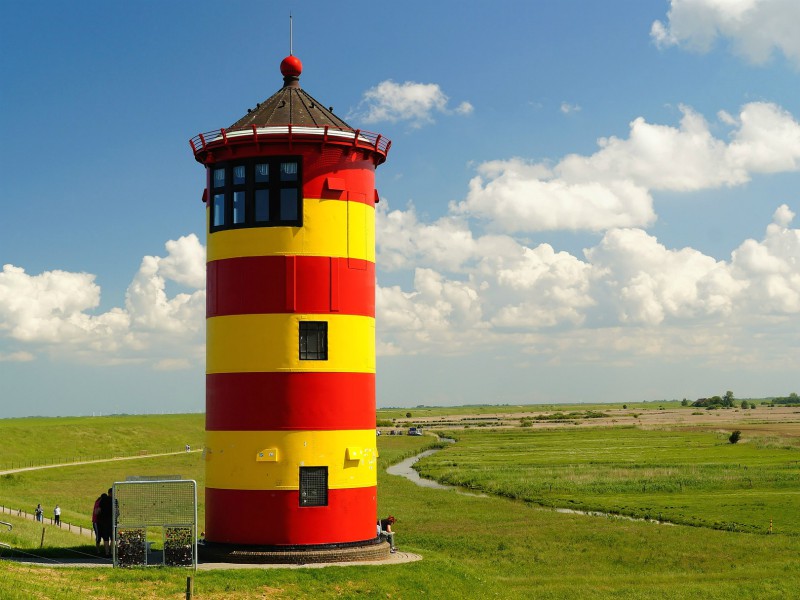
[112,480,197,569]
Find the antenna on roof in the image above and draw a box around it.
[289,12,293,56]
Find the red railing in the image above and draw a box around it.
[190,125,391,157]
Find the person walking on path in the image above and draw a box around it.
[54,504,61,526]
[34,504,43,522]
[379,515,397,553]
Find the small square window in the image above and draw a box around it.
[281,162,298,181]
[233,165,246,185]
[212,194,226,226]
[299,466,328,507]
[299,321,327,360]
[255,163,269,183]
[233,191,246,224]
[280,189,299,222]
[255,189,270,222]
[213,169,225,188]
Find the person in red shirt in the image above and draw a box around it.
[92,496,102,552]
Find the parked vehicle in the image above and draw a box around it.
[408,427,423,436]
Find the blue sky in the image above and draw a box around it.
[2,0,799,417]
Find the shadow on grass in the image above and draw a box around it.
[0,543,112,566]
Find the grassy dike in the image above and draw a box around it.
[1,415,800,598]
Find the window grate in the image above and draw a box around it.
[299,321,328,360]
[299,466,328,507]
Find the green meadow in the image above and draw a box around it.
[417,427,800,535]
[1,412,799,599]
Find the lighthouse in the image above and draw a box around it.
[190,54,390,560]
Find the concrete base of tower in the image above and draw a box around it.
[198,537,391,564]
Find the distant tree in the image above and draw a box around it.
[406,412,412,418]
[681,399,689,407]
[723,390,735,407]
[740,400,749,410]
[622,404,627,409]
[729,430,742,444]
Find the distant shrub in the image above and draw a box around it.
[729,430,742,444]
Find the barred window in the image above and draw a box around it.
[299,321,328,361]
[299,466,328,507]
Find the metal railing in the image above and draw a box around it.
[0,520,11,549]
[190,124,391,157]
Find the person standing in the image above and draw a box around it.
[54,504,61,526]
[379,515,397,553]
[92,495,102,552]
[97,492,113,557]
[34,504,43,522]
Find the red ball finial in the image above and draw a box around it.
[280,55,303,78]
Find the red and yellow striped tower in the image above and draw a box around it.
[190,55,390,557]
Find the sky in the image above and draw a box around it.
[1,0,799,418]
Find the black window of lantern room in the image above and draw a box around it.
[209,157,302,232]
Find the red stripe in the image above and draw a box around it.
[199,145,377,205]
[207,255,374,317]
[205,486,377,545]
[206,372,375,430]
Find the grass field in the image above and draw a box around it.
[416,426,800,535]
[1,409,800,598]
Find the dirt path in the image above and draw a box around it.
[0,450,202,477]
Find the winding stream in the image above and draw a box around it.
[387,444,672,525]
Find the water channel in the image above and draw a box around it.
[387,443,673,525]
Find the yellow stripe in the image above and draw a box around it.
[207,198,375,262]
[207,313,375,374]
[205,429,378,490]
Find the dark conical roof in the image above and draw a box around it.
[228,55,353,131]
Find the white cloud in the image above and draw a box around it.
[560,102,581,115]
[454,157,656,232]
[153,358,193,371]
[157,235,206,289]
[0,351,35,362]
[652,0,800,67]
[557,105,742,191]
[730,204,800,313]
[0,235,206,366]
[585,228,744,325]
[349,80,473,128]
[376,202,477,271]
[0,264,129,346]
[376,192,800,367]
[454,103,800,234]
